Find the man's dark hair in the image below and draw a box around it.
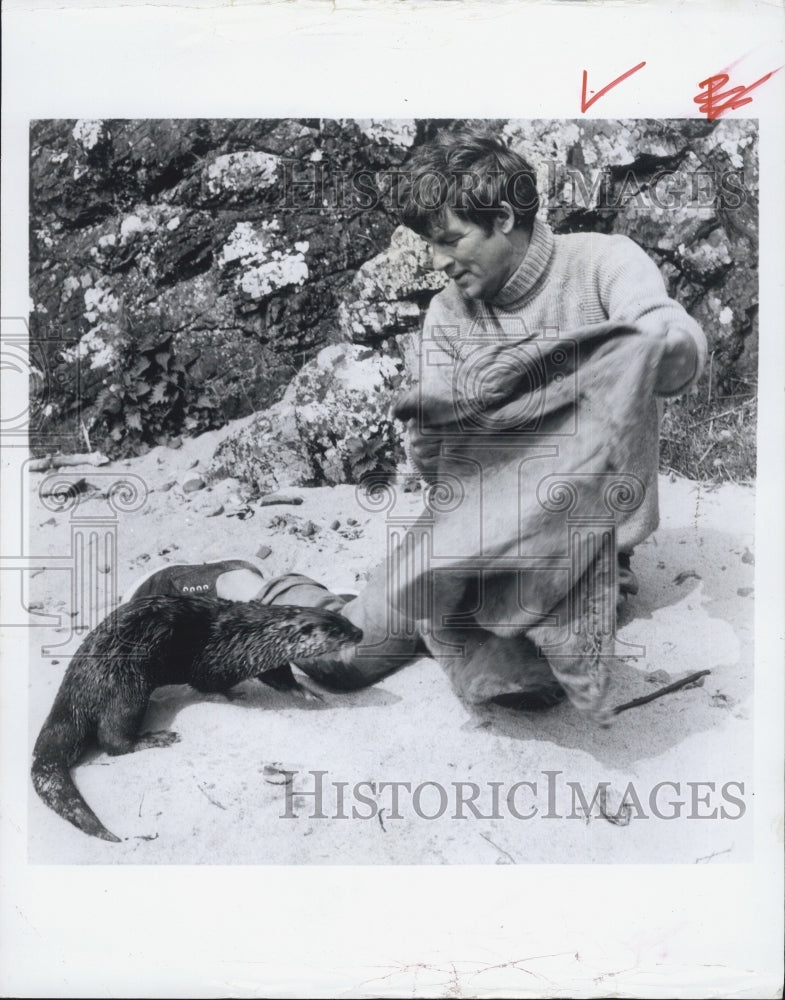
[398,125,540,238]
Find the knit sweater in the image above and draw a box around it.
[409,218,708,552]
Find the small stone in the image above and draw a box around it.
[182,476,206,494]
[258,492,304,507]
[302,521,318,537]
[206,504,224,517]
[346,517,359,526]
[645,669,671,684]
[330,519,340,530]
[160,480,177,492]
[188,459,200,469]
[256,545,273,560]
[168,436,183,450]
[263,763,294,786]
[97,563,111,574]
[29,601,44,612]
[736,586,753,597]
[41,517,57,526]
[741,548,754,565]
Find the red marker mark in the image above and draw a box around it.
[694,67,782,121]
[580,61,647,113]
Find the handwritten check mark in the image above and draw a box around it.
[581,61,647,113]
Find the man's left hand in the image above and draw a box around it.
[654,325,699,395]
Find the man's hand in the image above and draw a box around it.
[406,419,442,468]
[391,389,420,423]
[654,325,699,396]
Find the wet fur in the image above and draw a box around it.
[31,595,362,843]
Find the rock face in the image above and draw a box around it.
[31,117,757,477]
[29,118,412,454]
[338,226,447,342]
[209,343,406,494]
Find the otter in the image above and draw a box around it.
[31,595,363,843]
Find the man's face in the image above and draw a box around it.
[426,207,518,302]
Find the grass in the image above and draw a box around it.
[659,392,757,484]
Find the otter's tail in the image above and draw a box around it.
[31,756,121,843]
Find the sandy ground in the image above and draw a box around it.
[26,421,755,864]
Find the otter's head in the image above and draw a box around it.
[286,607,363,662]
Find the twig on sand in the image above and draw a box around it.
[197,783,227,810]
[29,451,109,471]
[612,670,711,715]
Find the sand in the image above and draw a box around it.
[26,420,755,864]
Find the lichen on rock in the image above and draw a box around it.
[204,151,280,198]
[217,220,309,302]
[209,342,406,494]
[339,226,447,342]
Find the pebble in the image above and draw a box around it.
[259,492,304,507]
[205,504,224,517]
[330,519,340,530]
[182,476,206,494]
[263,763,294,786]
[160,480,177,492]
[256,545,273,560]
[645,669,671,684]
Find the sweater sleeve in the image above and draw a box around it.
[399,288,456,387]
[598,235,708,396]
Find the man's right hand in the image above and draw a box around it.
[406,419,442,470]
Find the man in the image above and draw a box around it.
[359,125,707,720]
[130,126,706,721]
[396,126,705,594]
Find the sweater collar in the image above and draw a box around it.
[489,218,555,309]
